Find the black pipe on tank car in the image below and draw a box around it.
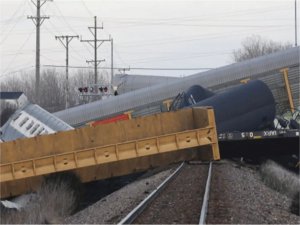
[169,85,214,111]
[180,85,214,108]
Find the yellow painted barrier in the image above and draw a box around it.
[0,107,219,198]
[280,68,295,113]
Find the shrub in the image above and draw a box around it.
[0,172,82,224]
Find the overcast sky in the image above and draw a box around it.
[0,0,298,80]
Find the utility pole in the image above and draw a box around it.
[55,35,79,109]
[28,0,52,99]
[110,35,114,86]
[81,16,110,86]
[295,0,298,46]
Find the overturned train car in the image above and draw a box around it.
[54,47,299,127]
[176,80,276,133]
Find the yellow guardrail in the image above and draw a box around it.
[0,107,220,198]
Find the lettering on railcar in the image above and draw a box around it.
[263,130,277,136]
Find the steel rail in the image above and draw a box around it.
[199,161,213,224]
[117,162,185,225]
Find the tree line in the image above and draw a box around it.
[0,69,109,113]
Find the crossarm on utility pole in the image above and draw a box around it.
[27,0,52,100]
[81,16,112,86]
[55,35,79,109]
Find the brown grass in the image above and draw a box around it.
[260,160,300,215]
[0,172,82,224]
[260,160,299,197]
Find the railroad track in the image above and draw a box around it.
[118,161,213,224]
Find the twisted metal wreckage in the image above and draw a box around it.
[0,47,299,201]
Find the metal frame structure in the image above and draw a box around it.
[0,107,220,198]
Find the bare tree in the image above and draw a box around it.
[0,68,110,113]
[0,101,18,126]
[0,72,36,102]
[233,35,292,62]
[39,69,66,112]
[0,69,65,112]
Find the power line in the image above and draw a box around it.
[52,2,79,35]
[43,19,86,62]
[116,26,291,48]
[127,53,231,65]
[100,23,127,71]
[95,6,291,28]
[0,0,25,30]
[2,28,35,74]
[0,65,34,79]
[0,0,26,44]
[106,21,290,28]
[79,5,289,24]
[44,4,94,57]
[80,0,94,17]
[42,64,214,71]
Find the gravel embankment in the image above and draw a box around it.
[207,160,300,224]
[65,165,178,224]
[66,160,299,224]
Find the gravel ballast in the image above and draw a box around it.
[207,160,300,224]
[66,160,299,224]
[65,166,178,224]
[134,163,208,224]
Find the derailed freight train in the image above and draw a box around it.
[54,47,299,127]
[169,80,299,166]
[170,80,276,133]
